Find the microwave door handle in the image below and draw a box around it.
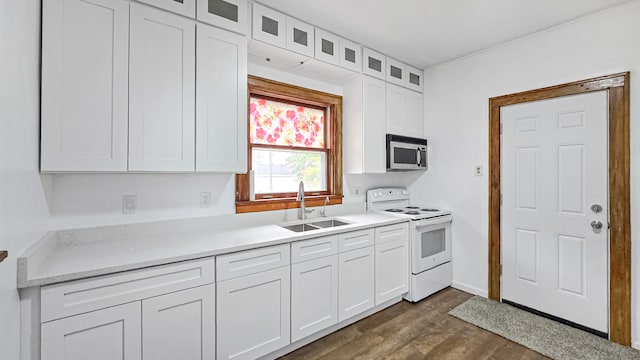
[416,149,421,166]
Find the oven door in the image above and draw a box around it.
[411,215,452,274]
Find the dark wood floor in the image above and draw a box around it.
[280,288,549,360]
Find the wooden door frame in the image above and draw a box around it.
[488,72,631,345]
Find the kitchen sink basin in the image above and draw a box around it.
[280,218,351,232]
[281,223,322,232]
[309,219,350,228]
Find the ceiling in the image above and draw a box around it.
[263,0,632,69]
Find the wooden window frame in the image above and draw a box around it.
[488,72,631,345]
[236,76,343,213]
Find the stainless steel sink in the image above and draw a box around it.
[281,223,322,232]
[280,218,351,232]
[310,219,350,228]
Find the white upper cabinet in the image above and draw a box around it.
[386,57,406,87]
[128,3,196,172]
[197,0,248,35]
[314,28,340,65]
[285,16,314,57]
[137,0,195,18]
[343,75,386,174]
[362,47,386,80]
[251,2,286,48]
[386,84,424,138]
[339,38,361,73]
[196,24,248,173]
[41,0,129,172]
[405,65,424,92]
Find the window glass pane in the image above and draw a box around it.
[321,39,334,55]
[368,56,382,72]
[250,97,325,148]
[252,148,327,193]
[262,16,279,36]
[208,0,238,22]
[344,48,356,63]
[390,65,402,79]
[293,28,307,46]
[409,73,421,86]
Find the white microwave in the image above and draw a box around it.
[386,134,428,171]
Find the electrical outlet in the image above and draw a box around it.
[474,164,483,176]
[355,186,363,196]
[123,195,137,214]
[200,192,212,208]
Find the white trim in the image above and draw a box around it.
[451,281,488,298]
[632,341,640,350]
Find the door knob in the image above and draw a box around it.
[591,204,603,213]
[591,220,603,231]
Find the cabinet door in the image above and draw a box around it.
[129,3,195,172]
[291,256,338,342]
[362,76,387,173]
[41,0,129,172]
[375,238,408,305]
[217,267,290,360]
[196,24,247,172]
[405,65,424,93]
[42,302,141,360]
[314,29,340,65]
[142,285,215,360]
[136,0,195,17]
[338,246,374,322]
[386,83,406,136]
[386,57,406,87]
[251,2,286,48]
[362,47,386,79]
[405,89,424,138]
[197,0,247,35]
[286,16,314,57]
[339,38,361,73]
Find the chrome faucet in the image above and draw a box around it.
[297,181,315,220]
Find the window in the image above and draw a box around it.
[236,76,343,213]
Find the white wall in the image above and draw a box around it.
[414,1,640,348]
[0,1,51,359]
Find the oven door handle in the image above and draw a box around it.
[413,215,452,228]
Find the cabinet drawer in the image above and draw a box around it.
[217,244,290,281]
[338,229,374,252]
[375,222,409,244]
[41,257,215,322]
[291,235,338,264]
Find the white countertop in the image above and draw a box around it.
[17,212,407,288]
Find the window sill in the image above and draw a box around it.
[236,195,343,214]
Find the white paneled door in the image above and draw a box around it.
[501,91,609,333]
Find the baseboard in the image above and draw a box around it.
[633,341,640,350]
[451,281,488,298]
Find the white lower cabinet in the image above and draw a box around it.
[338,246,375,322]
[142,285,215,360]
[291,255,338,342]
[375,223,409,305]
[375,238,408,305]
[42,302,142,360]
[217,266,291,360]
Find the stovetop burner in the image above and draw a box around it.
[386,209,404,213]
[405,206,419,209]
[421,208,439,212]
[405,211,421,215]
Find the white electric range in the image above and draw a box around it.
[367,187,453,302]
